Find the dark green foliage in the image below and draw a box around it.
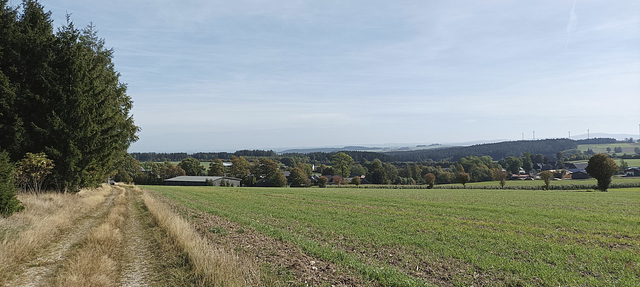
[387,139,577,162]
[585,154,618,192]
[208,159,225,176]
[457,172,470,188]
[350,176,361,186]
[0,150,23,217]
[288,165,310,187]
[576,138,617,144]
[331,152,353,178]
[0,1,139,192]
[501,156,522,175]
[366,159,388,184]
[423,173,435,189]
[317,176,328,188]
[178,157,203,176]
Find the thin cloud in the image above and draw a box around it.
[565,0,578,50]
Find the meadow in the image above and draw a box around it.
[146,185,640,286]
[577,143,639,155]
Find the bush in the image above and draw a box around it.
[0,151,24,217]
[318,176,328,188]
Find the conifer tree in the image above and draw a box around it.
[0,1,139,192]
[0,150,23,217]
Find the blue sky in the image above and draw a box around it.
[36,0,640,152]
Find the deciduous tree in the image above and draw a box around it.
[331,152,354,178]
[539,170,553,190]
[492,168,507,188]
[423,173,435,189]
[457,172,470,188]
[14,152,54,194]
[318,176,328,188]
[585,153,618,192]
[179,157,203,176]
[208,159,225,176]
[230,156,250,179]
[351,176,361,186]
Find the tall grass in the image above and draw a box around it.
[55,186,128,287]
[0,185,112,284]
[141,188,259,286]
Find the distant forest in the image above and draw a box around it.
[130,139,606,163]
[386,139,578,162]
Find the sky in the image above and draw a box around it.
[32,0,640,152]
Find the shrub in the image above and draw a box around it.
[318,176,328,188]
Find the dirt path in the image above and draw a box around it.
[4,185,168,287]
[5,187,119,287]
[120,187,158,287]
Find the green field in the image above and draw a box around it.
[145,185,640,286]
[440,177,640,189]
[578,143,639,154]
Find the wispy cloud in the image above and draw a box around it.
[565,0,578,50]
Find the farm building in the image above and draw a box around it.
[164,176,241,187]
[626,167,640,177]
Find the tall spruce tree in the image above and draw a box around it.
[0,1,138,192]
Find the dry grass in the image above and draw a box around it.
[55,186,128,287]
[0,185,112,284]
[141,187,259,286]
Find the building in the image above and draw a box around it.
[164,176,241,187]
[626,167,640,177]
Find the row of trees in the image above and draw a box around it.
[1,1,138,192]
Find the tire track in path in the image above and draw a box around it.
[120,187,157,287]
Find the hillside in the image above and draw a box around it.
[386,139,577,162]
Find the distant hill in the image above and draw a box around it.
[279,146,383,154]
[385,139,577,162]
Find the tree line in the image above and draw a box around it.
[386,139,577,162]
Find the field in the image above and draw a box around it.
[438,177,640,189]
[577,143,639,154]
[146,185,640,286]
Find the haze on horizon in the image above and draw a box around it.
[39,0,640,152]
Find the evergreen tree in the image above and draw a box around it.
[0,150,23,217]
[0,1,139,192]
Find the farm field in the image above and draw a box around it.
[577,143,639,154]
[146,185,640,286]
[438,177,640,189]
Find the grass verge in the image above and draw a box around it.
[141,187,259,286]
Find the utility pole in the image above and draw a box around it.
[533,131,535,140]
[568,131,571,139]
[587,129,590,139]
[522,133,524,140]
